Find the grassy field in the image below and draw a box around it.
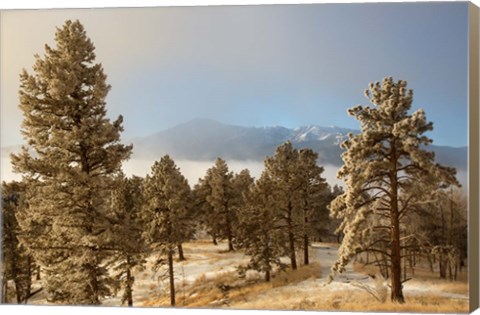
[22,239,468,312]
[137,240,469,313]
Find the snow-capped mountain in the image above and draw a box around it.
[291,125,353,144]
[130,119,467,171]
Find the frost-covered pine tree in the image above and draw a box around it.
[264,142,303,270]
[108,174,147,307]
[1,181,34,304]
[11,20,132,304]
[204,158,237,251]
[329,77,458,303]
[193,168,219,245]
[296,149,330,265]
[231,169,254,235]
[143,155,192,307]
[236,173,288,281]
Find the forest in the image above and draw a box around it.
[1,20,469,312]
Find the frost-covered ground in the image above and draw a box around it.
[25,240,469,312]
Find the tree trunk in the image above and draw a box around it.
[126,256,133,307]
[427,253,434,273]
[15,279,22,304]
[2,279,8,303]
[227,234,234,252]
[226,215,234,252]
[212,234,218,246]
[303,208,309,265]
[265,270,271,282]
[168,249,175,306]
[439,259,447,279]
[303,234,309,265]
[89,250,100,305]
[23,256,32,304]
[36,266,41,281]
[389,142,405,303]
[287,202,297,270]
[178,244,185,261]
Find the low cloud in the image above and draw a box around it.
[1,156,466,192]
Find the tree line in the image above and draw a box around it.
[1,20,467,307]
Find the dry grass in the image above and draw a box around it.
[142,262,322,308]
[141,243,469,313]
[299,291,469,313]
[353,260,469,296]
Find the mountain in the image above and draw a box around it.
[131,119,467,171]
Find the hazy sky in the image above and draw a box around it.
[1,2,469,147]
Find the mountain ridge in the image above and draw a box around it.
[130,119,467,171]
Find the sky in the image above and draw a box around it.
[0,2,470,148]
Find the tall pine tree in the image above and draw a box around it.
[11,20,132,304]
[204,158,237,251]
[108,174,147,307]
[329,77,458,303]
[264,142,303,270]
[236,173,287,281]
[297,149,329,265]
[143,155,192,306]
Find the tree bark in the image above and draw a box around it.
[303,211,309,265]
[2,279,8,303]
[287,202,297,270]
[177,244,185,261]
[303,234,309,265]
[439,259,447,278]
[265,270,271,282]
[36,266,41,281]
[389,142,405,303]
[168,249,175,306]
[226,215,234,252]
[126,256,133,307]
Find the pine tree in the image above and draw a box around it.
[1,181,34,304]
[204,158,237,251]
[11,20,132,304]
[296,149,329,265]
[143,155,192,307]
[329,77,458,303]
[231,169,254,239]
[236,173,287,281]
[264,142,303,269]
[193,168,219,245]
[108,174,147,306]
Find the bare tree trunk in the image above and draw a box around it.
[287,202,297,270]
[409,251,415,276]
[265,270,271,282]
[126,268,133,306]
[15,279,22,304]
[226,215,234,252]
[303,234,309,265]
[126,256,133,307]
[36,266,41,281]
[177,244,185,261]
[212,234,218,246]
[168,249,175,306]
[2,279,8,303]
[303,209,309,265]
[389,143,405,303]
[439,259,447,279]
[427,253,434,273]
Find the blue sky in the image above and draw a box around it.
[1,2,469,147]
